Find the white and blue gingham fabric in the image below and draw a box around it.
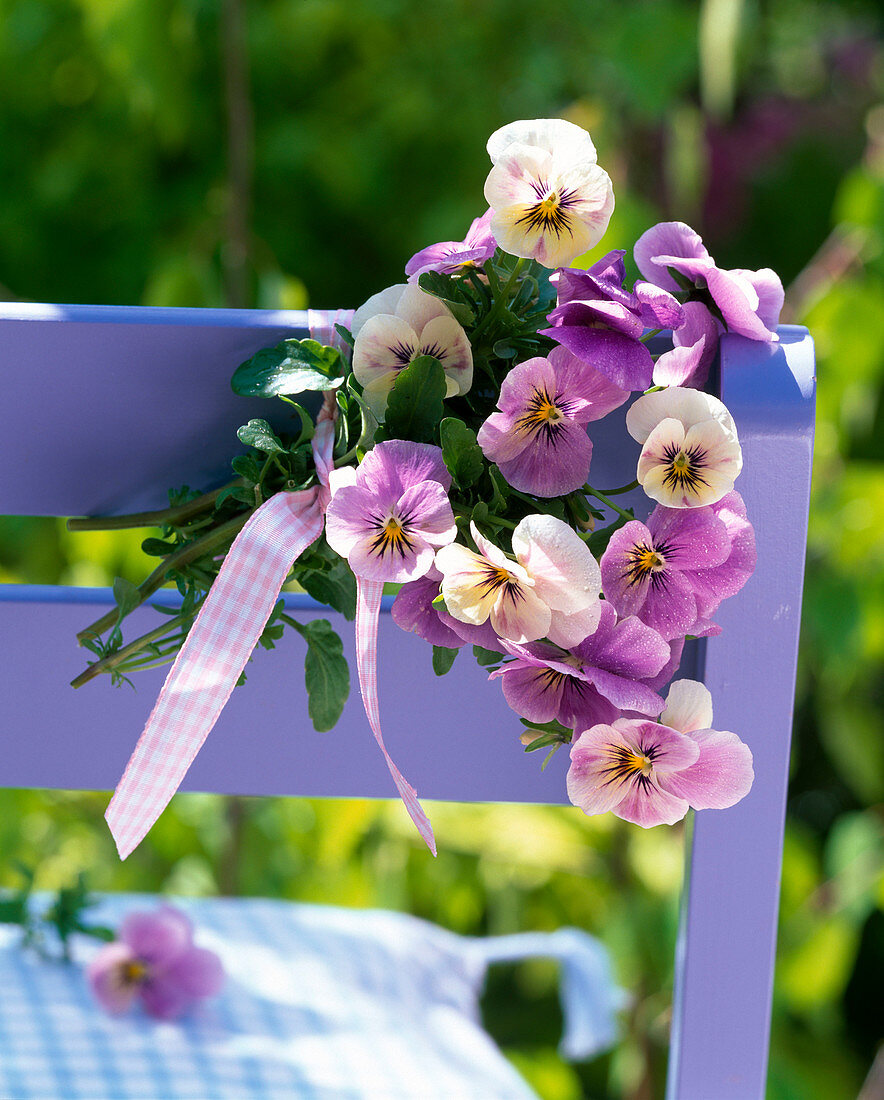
[0,894,622,1100]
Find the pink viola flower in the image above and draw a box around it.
[87,906,224,1020]
[351,283,473,419]
[434,514,602,646]
[483,118,615,269]
[634,220,784,343]
[405,209,497,279]
[626,387,742,509]
[599,491,756,641]
[541,250,684,392]
[566,679,754,827]
[491,601,672,731]
[476,346,629,497]
[325,441,457,584]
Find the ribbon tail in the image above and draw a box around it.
[106,491,324,859]
[355,578,436,855]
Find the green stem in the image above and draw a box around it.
[71,615,187,688]
[470,257,529,343]
[65,481,245,532]
[640,328,662,343]
[583,484,636,521]
[76,512,250,643]
[596,479,639,496]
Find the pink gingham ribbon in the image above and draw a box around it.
[106,309,435,858]
[355,579,436,854]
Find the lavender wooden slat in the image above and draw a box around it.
[0,302,313,516]
[0,586,573,804]
[666,326,815,1100]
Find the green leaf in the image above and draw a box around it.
[141,537,177,557]
[488,466,511,510]
[518,716,572,736]
[231,338,345,398]
[473,644,504,667]
[298,560,357,621]
[236,418,285,453]
[112,577,141,618]
[417,270,476,325]
[214,484,256,509]
[440,417,485,489]
[291,619,350,731]
[382,355,447,443]
[231,453,262,482]
[432,646,459,676]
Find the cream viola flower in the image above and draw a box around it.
[483,118,615,270]
[626,387,742,509]
[351,283,473,420]
[434,514,602,646]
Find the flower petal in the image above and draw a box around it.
[512,514,601,613]
[487,118,599,166]
[660,679,713,733]
[661,729,754,810]
[120,907,192,965]
[392,573,465,649]
[633,221,710,291]
[626,387,738,445]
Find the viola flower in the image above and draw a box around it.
[652,301,720,390]
[541,250,684,391]
[434,514,602,646]
[634,221,783,342]
[476,346,629,497]
[599,492,756,640]
[87,906,224,1020]
[566,679,754,827]
[405,209,497,279]
[325,441,456,584]
[483,118,615,269]
[351,284,473,419]
[626,387,742,509]
[492,601,671,731]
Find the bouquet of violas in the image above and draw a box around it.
[73,119,783,857]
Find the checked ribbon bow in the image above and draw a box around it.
[106,311,435,859]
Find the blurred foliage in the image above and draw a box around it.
[1,0,884,1097]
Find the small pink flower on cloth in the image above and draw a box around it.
[566,679,754,827]
[87,906,224,1020]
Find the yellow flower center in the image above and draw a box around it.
[121,960,148,985]
[517,190,574,238]
[369,514,415,560]
[661,444,708,495]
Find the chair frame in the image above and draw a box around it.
[0,303,815,1099]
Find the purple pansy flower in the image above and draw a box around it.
[634,221,784,343]
[490,601,671,731]
[405,209,497,279]
[540,250,684,391]
[325,441,457,583]
[566,679,754,827]
[476,346,628,497]
[87,906,224,1020]
[599,491,756,640]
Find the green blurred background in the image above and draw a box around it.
[1,0,883,1096]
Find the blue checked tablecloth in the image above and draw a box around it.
[0,894,622,1100]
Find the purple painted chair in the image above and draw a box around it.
[0,302,815,1099]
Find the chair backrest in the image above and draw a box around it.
[0,302,816,1099]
